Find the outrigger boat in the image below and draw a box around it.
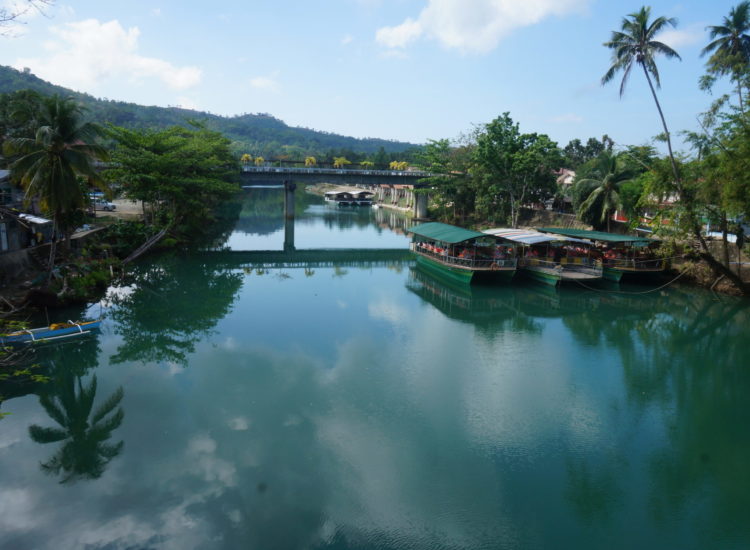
[483,228,602,287]
[408,222,517,285]
[1,319,102,345]
[537,228,665,282]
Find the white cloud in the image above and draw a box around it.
[376,17,422,49]
[376,0,590,53]
[249,71,281,92]
[15,19,202,91]
[341,34,354,45]
[551,113,583,124]
[656,24,704,50]
[151,7,161,16]
[176,96,199,110]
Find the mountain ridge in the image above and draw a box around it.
[0,65,418,157]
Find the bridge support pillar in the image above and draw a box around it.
[413,191,428,219]
[284,181,296,252]
[284,216,295,252]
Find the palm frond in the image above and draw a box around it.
[28,425,68,444]
[91,386,124,425]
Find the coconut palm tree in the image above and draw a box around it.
[602,6,681,183]
[702,1,750,110]
[28,373,124,484]
[576,152,633,232]
[3,95,108,267]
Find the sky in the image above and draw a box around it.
[0,0,743,153]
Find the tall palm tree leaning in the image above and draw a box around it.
[577,152,632,232]
[602,6,681,186]
[3,95,109,272]
[702,1,750,111]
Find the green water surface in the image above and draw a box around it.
[1,190,748,550]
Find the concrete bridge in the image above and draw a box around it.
[240,166,431,187]
[240,166,432,221]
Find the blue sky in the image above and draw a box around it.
[0,0,742,153]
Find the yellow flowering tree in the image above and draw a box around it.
[305,156,317,167]
[333,157,351,169]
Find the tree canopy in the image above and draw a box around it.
[105,124,239,240]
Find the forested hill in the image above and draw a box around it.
[0,65,418,157]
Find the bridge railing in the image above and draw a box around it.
[240,166,433,178]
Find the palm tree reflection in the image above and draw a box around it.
[29,372,124,484]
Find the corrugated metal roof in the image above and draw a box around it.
[19,213,53,225]
[537,227,654,244]
[408,222,487,244]
[483,228,589,245]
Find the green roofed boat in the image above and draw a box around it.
[407,222,517,285]
[483,228,603,287]
[536,228,665,282]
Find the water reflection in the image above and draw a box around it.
[0,204,748,548]
[108,254,244,365]
[29,338,125,484]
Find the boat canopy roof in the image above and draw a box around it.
[483,228,589,245]
[409,222,487,244]
[536,227,655,245]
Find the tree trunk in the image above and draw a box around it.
[721,213,730,268]
[641,64,748,294]
[641,64,680,185]
[46,219,58,283]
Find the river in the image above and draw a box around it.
[0,189,748,550]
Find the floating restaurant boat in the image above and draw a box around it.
[483,228,602,287]
[324,190,374,206]
[408,222,517,285]
[0,319,102,345]
[536,228,665,282]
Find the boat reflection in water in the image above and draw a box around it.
[407,264,604,328]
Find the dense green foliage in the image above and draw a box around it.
[3,94,109,258]
[105,124,240,241]
[417,114,562,227]
[0,65,416,159]
[562,136,614,169]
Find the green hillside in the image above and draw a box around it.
[0,65,418,158]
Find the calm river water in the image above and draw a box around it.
[1,189,749,550]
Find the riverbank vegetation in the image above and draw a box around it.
[2,4,750,297]
[416,3,750,295]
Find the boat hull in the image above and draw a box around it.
[416,254,475,284]
[520,266,561,286]
[602,267,624,282]
[1,320,102,345]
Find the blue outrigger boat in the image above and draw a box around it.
[1,319,102,345]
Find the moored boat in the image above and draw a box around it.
[1,319,102,345]
[408,222,517,285]
[483,228,602,286]
[536,228,665,282]
[324,190,374,207]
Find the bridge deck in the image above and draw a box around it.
[240,166,432,186]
